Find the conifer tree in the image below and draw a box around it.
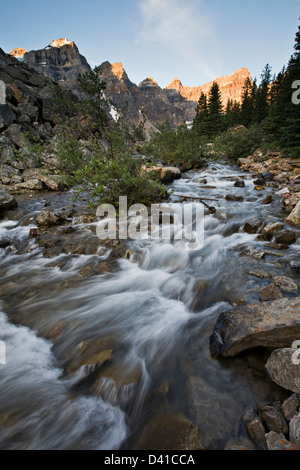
[264,20,300,156]
[253,63,272,123]
[206,82,224,138]
[193,92,209,136]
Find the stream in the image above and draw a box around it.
[0,162,299,450]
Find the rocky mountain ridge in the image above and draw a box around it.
[9,39,251,127]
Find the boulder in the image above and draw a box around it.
[13,179,44,191]
[260,222,284,241]
[243,409,267,449]
[274,230,297,245]
[290,260,300,272]
[242,218,262,234]
[285,201,300,226]
[234,179,245,187]
[257,403,288,434]
[265,431,299,450]
[265,348,300,393]
[262,195,273,205]
[210,297,300,357]
[149,166,181,184]
[274,276,298,294]
[289,414,300,445]
[259,284,282,302]
[0,104,16,130]
[36,210,61,227]
[225,194,244,202]
[281,394,300,422]
[0,186,17,214]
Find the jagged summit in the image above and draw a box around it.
[111,62,126,80]
[166,77,183,90]
[138,77,159,88]
[9,47,29,58]
[49,38,74,48]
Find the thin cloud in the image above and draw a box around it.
[136,0,218,81]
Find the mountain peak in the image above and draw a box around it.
[138,77,159,88]
[111,62,126,80]
[9,47,29,58]
[49,38,74,48]
[166,77,183,91]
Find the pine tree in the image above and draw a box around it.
[253,63,272,123]
[206,82,224,138]
[225,99,241,128]
[241,76,255,126]
[264,20,300,156]
[193,92,209,136]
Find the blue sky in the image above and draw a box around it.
[1,0,299,88]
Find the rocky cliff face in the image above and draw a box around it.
[97,62,188,129]
[10,39,91,97]
[166,67,251,108]
[100,65,251,127]
[9,39,250,127]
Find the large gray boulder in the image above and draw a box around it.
[0,104,16,130]
[265,348,300,393]
[210,297,300,357]
[0,186,17,214]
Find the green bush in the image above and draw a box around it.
[213,125,263,161]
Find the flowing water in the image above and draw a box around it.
[0,163,299,450]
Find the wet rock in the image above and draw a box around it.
[274,276,298,294]
[274,230,297,245]
[260,222,284,241]
[276,187,290,196]
[262,172,274,182]
[234,180,245,187]
[0,187,17,214]
[265,348,300,393]
[243,409,267,449]
[107,244,129,261]
[240,247,265,260]
[290,260,300,272]
[289,414,300,445]
[210,297,300,357]
[248,270,272,279]
[255,186,265,191]
[243,218,262,234]
[66,336,116,375]
[262,195,273,205]
[79,260,114,278]
[253,178,265,186]
[13,179,44,191]
[225,194,244,202]
[132,410,204,450]
[29,228,41,238]
[259,284,283,302]
[285,201,300,226]
[186,375,240,449]
[36,210,61,227]
[265,431,299,450]
[281,394,300,422]
[257,403,288,434]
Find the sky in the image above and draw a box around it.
[1,0,299,88]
